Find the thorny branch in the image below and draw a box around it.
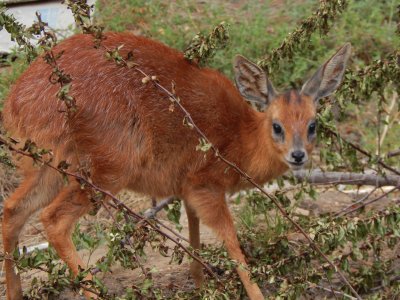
[324,127,400,176]
[1,1,399,298]
[0,136,218,280]
[10,257,103,297]
[184,21,229,65]
[99,199,148,277]
[314,284,357,299]
[340,186,399,216]
[257,205,400,294]
[1,4,220,290]
[0,5,37,61]
[116,57,362,299]
[31,11,78,115]
[1,4,361,297]
[334,187,379,217]
[258,0,348,73]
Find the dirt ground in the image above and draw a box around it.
[0,165,398,300]
[0,182,220,299]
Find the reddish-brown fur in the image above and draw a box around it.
[2,32,350,300]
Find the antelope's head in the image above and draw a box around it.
[234,44,351,170]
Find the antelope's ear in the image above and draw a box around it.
[301,43,351,102]
[233,55,276,111]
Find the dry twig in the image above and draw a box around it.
[0,136,218,280]
[123,62,362,299]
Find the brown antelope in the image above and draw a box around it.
[2,32,351,300]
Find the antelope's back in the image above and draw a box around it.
[3,32,250,193]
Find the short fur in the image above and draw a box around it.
[2,33,350,300]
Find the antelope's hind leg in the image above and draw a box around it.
[2,167,63,300]
[40,182,95,298]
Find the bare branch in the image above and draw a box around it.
[143,197,175,219]
[341,186,398,216]
[0,136,218,280]
[334,187,378,217]
[325,128,400,176]
[378,92,398,151]
[370,275,400,292]
[124,61,362,300]
[313,284,357,300]
[387,148,400,158]
[293,170,400,187]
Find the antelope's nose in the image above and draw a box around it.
[291,150,305,163]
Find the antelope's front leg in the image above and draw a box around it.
[184,188,264,300]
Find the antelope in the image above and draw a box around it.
[2,32,351,300]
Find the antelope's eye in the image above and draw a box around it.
[272,123,283,135]
[308,122,316,135]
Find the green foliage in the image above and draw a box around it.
[12,246,76,298]
[8,202,398,299]
[0,55,29,109]
[0,6,37,61]
[184,21,229,65]
[1,0,399,299]
[164,198,182,231]
[95,0,399,82]
[258,0,348,73]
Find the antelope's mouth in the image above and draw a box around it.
[286,160,306,170]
